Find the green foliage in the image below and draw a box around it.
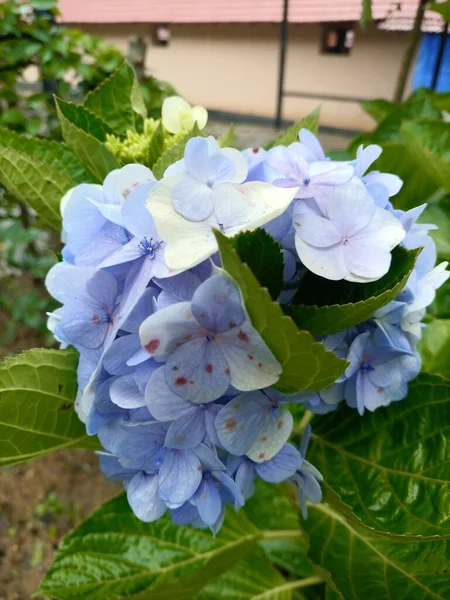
[0,349,98,466]
[84,63,147,137]
[0,145,75,229]
[309,374,450,536]
[217,124,236,148]
[214,230,347,393]
[233,229,284,300]
[146,121,165,168]
[0,0,125,138]
[245,481,315,578]
[402,121,450,193]
[152,124,202,179]
[0,124,92,184]
[38,492,262,600]
[349,89,449,209]
[419,320,450,379]
[304,501,450,600]
[420,201,450,261]
[39,482,323,600]
[56,98,119,182]
[371,142,440,210]
[265,107,321,149]
[360,0,373,28]
[285,247,419,335]
[429,0,450,20]
[361,98,396,123]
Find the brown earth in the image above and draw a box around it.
[0,450,120,600]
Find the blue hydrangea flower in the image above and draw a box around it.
[290,425,323,519]
[344,330,421,414]
[163,136,248,221]
[140,274,282,403]
[215,389,295,463]
[266,144,353,204]
[45,264,118,350]
[293,181,405,282]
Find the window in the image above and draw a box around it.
[153,24,170,47]
[322,24,354,55]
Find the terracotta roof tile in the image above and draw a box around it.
[57,0,447,32]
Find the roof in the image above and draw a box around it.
[380,0,448,33]
[57,0,448,32]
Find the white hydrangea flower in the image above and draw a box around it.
[162,96,208,134]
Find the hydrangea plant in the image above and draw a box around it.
[0,65,449,599]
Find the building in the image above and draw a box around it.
[58,0,449,131]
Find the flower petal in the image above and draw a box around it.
[127,472,167,522]
[139,301,205,361]
[158,449,202,506]
[191,274,245,334]
[166,338,230,403]
[218,322,281,391]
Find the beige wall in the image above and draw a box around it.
[79,23,410,131]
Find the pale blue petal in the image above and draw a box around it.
[127,472,167,522]
[145,366,194,420]
[139,301,205,362]
[194,476,222,525]
[103,334,141,375]
[121,181,158,238]
[234,460,256,499]
[122,287,159,334]
[191,274,245,333]
[158,449,202,505]
[166,338,230,403]
[255,443,302,483]
[194,443,226,471]
[172,177,215,221]
[110,373,145,409]
[165,410,206,449]
[217,322,281,391]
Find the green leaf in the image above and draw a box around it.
[217,124,236,148]
[214,231,347,393]
[245,480,316,579]
[146,121,165,168]
[420,201,450,261]
[309,373,450,536]
[360,98,396,123]
[38,493,261,600]
[0,349,97,467]
[56,98,120,182]
[194,553,322,600]
[305,500,450,600]
[429,1,450,20]
[152,124,201,179]
[372,141,440,210]
[265,107,321,150]
[0,125,92,184]
[285,246,419,336]
[402,121,450,193]
[84,63,147,137]
[419,320,450,378]
[355,92,442,145]
[56,98,115,140]
[0,146,74,230]
[233,229,284,300]
[360,0,373,28]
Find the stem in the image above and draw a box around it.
[293,410,314,436]
[261,529,304,540]
[393,0,427,102]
